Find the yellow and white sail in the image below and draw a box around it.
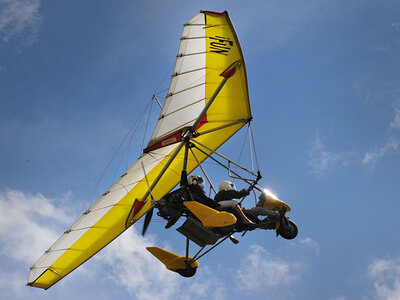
[28,10,252,289]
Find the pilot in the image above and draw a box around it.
[187,175,220,210]
[214,181,255,226]
[187,175,241,244]
[165,174,219,229]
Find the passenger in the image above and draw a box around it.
[214,181,255,225]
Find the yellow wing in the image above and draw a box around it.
[28,11,251,289]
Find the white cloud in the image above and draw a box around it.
[361,106,400,165]
[97,228,230,300]
[299,237,320,255]
[236,244,303,290]
[95,229,180,300]
[0,0,42,45]
[362,137,400,164]
[307,133,355,177]
[0,189,73,263]
[0,272,27,297]
[390,108,400,129]
[368,257,400,300]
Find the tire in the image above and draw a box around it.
[176,267,197,277]
[278,220,298,240]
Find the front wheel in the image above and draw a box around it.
[278,220,298,240]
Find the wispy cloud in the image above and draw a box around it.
[299,237,320,255]
[0,189,73,263]
[236,244,303,289]
[362,137,400,165]
[98,229,232,300]
[368,257,400,300]
[390,108,400,129]
[96,229,182,300]
[362,106,400,165]
[307,132,356,177]
[0,0,42,45]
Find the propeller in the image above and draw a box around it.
[142,207,153,236]
[141,161,155,236]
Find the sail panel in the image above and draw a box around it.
[149,13,207,145]
[152,86,205,139]
[168,69,205,96]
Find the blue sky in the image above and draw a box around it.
[1,0,400,299]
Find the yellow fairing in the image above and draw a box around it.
[146,247,199,271]
[29,11,251,289]
[262,199,292,212]
[183,201,237,228]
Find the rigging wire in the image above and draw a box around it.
[140,99,154,152]
[152,63,174,94]
[84,98,153,208]
[123,99,154,170]
[248,123,261,205]
[249,122,260,171]
[232,126,249,186]
[248,124,255,172]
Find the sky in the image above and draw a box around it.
[1,0,400,299]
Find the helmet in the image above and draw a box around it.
[188,174,204,189]
[218,180,235,191]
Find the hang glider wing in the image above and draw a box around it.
[28,10,251,289]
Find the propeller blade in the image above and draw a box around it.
[142,208,153,236]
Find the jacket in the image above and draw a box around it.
[214,189,250,202]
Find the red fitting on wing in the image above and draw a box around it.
[204,11,225,15]
[221,67,237,78]
[133,199,146,217]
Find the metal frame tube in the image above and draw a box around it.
[189,147,217,194]
[190,138,258,177]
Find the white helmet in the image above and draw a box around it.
[188,174,204,189]
[218,180,235,191]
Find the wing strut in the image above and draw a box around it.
[189,146,217,194]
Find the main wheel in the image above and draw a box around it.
[278,220,298,240]
[176,267,197,277]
